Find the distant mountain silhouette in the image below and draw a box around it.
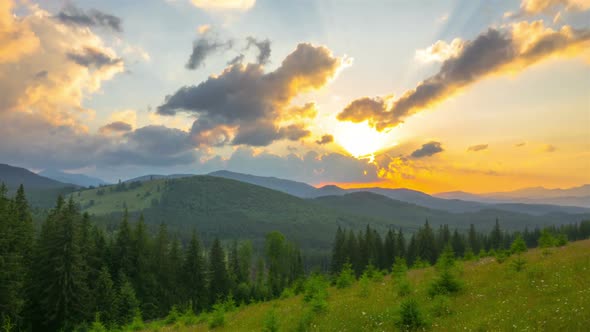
[39,169,109,187]
[0,163,74,190]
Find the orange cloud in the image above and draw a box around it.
[338,21,590,131]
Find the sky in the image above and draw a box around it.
[0,0,589,194]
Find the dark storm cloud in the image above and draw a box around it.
[227,54,245,65]
[278,124,311,141]
[338,22,590,131]
[0,112,198,169]
[99,121,132,134]
[411,141,444,158]
[467,144,488,152]
[67,47,123,69]
[55,5,122,32]
[159,43,344,147]
[246,37,272,65]
[186,37,233,70]
[315,134,334,145]
[102,126,198,166]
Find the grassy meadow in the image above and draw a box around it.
[138,239,590,332]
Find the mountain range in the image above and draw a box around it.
[39,169,109,187]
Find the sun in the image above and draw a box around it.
[333,121,395,160]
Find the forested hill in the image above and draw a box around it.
[0,163,79,208]
[72,176,590,252]
[73,176,378,251]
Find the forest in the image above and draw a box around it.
[1,183,589,331]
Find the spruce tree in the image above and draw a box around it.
[183,231,207,312]
[330,226,346,274]
[209,238,229,304]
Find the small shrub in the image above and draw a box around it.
[510,235,527,254]
[538,230,556,248]
[397,278,412,297]
[164,305,180,325]
[431,295,453,317]
[392,258,408,279]
[263,307,280,332]
[428,269,463,297]
[88,313,108,332]
[280,287,295,299]
[335,263,355,289]
[303,274,328,303]
[209,303,225,329]
[310,297,328,314]
[126,313,145,331]
[358,273,370,298]
[224,293,237,312]
[412,258,430,269]
[555,233,568,246]
[396,298,427,331]
[295,309,314,332]
[495,250,509,264]
[511,256,527,272]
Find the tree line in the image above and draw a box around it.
[330,219,590,276]
[0,184,303,331]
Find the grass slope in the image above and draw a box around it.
[145,239,590,331]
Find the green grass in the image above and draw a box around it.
[141,239,590,331]
[72,179,165,215]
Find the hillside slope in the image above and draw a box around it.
[73,177,590,252]
[73,176,379,250]
[145,239,590,331]
[0,163,79,208]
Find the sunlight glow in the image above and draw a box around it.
[333,121,396,160]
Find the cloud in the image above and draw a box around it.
[159,43,347,147]
[415,38,465,63]
[222,148,380,184]
[246,37,271,65]
[541,144,557,152]
[190,0,256,11]
[514,0,590,16]
[0,2,125,127]
[99,121,133,135]
[0,0,39,64]
[55,4,122,32]
[316,134,334,145]
[197,24,211,34]
[186,36,233,70]
[338,21,590,131]
[411,141,444,158]
[101,126,199,166]
[67,47,123,69]
[227,54,245,65]
[467,144,488,152]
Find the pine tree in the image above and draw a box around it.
[209,238,229,304]
[0,184,35,328]
[116,276,140,326]
[183,231,207,312]
[416,220,437,264]
[93,266,117,326]
[468,224,480,254]
[384,229,396,270]
[29,196,90,330]
[113,209,133,277]
[490,219,503,250]
[330,226,346,274]
[396,228,406,260]
[451,229,465,257]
